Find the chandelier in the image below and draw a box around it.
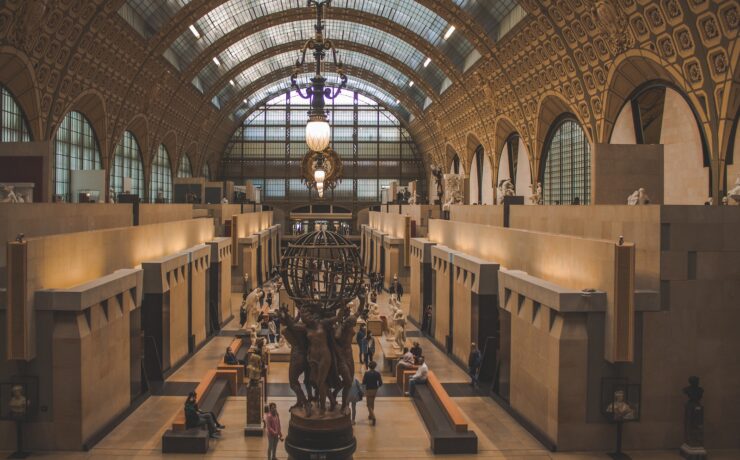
[291,0,346,198]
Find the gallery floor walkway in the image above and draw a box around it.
[4,292,738,460]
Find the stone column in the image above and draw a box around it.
[409,238,436,324]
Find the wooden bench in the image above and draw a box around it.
[395,364,418,390]
[411,371,477,454]
[217,338,245,383]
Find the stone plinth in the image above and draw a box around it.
[244,382,264,436]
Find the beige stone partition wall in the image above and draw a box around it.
[508,205,661,290]
[138,204,195,225]
[431,245,462,351]
[4,268,143,450]
[142,252,191,371]
[0,203,133,273]
[208,237,233,325]
[231,211,273,267]
[179,244,211,350]
[409,238,435,324]
[448,205,505,226]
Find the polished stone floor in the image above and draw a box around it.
[6,292,739,459]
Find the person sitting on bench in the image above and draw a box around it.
[396,347,415,372]
[184,391,225,438]
[406,356,428,396]
[224,346,245,366]
[410,342,423,363]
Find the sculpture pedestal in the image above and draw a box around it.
[285,406,355,460]
[244,382,264,436]
[680,444,707,460]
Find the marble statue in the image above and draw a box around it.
[244,288,264,327]
[728,175,740,204]
[431,164,444,204]
[497,179,515,204]
[247,353,263,387]
[1,185,20,203]
[627,188,650,205]
[606,390,636,421]
[367,301,381,320]
[8,385,28,419]
[443,174,464,207]
[392,309,407,350]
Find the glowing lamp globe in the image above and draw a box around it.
[314,166,326,183]
[306,119,331,152]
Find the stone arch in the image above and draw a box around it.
[0,47,42,141]
[600,51,703,145]
[55,89,109,167]
[534,92,588,181]
[445,144,464,174]
[156,130,178,171]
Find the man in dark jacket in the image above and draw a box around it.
[361,361,383,425]
[390,275,404,301]
[468,342,482,388]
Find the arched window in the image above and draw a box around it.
[203,162,211,180]
[505,134,520,186]
[177,154,192,178]
[611,82,710,204]
[111,131,144,198]
[471,147,485,204]
[451,154,461,174]
[1,86,31,142]
[150,145,173,203]
[541,117,591,205]
[54,111,102,201]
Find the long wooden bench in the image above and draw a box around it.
[412,371,477,454]
[217,338,246,383]
[396,364,418,390]
[162,368,238,454]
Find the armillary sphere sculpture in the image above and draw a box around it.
[279,230,366,460]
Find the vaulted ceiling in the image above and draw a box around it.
[117,0,525,145]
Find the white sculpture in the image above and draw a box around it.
[529,182,543,205]
[728,175,740,205]
[443,174,464,207]
[627,188,650,205]
[497,179,515,204]
[408,193,417,205]
[244,287,264,327]
[393,309,407,350]
[1,185,20,203]
[367,302,381,320]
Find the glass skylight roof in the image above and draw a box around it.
[208,49,428,110]
[233,73,411,122]
[183,19,448,94]
[452,0,522,40]
[165,0,476,70]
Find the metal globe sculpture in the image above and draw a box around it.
[280,230,363,313]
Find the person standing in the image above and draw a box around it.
[265,402,283,460]
[363,330,376,366]
[347,377,364,425]
[423,306,433,334]
[361,361,383,425]
[468,342,482,388]
[407,356,428,397]
[390,275,404,301]
[356,324,367,365]
[410,341,423,363]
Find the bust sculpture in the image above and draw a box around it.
[606,390,635,421]
[8,385,28,419]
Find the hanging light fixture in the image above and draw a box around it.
[291,0,347,197]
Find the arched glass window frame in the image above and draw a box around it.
[150,144,173,203]
[177,154,193,178]
[234,72,413,122]
[211,48,428,110]
[194,20,448,96]
[504,133,520,187]
[451,154,461,174]
[111,130,145,198]
[162,1,475,73]
[539,114,591,206]
[222,90,426,204]
[0,85,32,142]
[203,162,211,180]
[54,111,103,202]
